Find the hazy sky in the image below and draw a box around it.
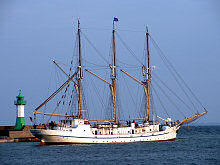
[0,0,220,125]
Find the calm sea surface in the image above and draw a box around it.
[0,126,220,165]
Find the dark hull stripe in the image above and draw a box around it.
[39,138,176,145]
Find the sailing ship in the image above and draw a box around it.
[31,19,207,144]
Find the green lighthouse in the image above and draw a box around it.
[14,91,27,130]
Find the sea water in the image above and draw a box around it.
[0,126,220,165]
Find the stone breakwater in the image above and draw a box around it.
[0,125,40,143]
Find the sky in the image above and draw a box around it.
[0,0,220,126]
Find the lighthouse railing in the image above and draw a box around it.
[14,100,27,105]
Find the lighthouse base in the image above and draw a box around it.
[14,117,25,130]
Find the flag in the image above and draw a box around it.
[114,17,118,22]
[30,117,33,122]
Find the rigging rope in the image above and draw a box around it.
[116,32,144,65]
[81,27,145,33]
[149,83,156,121]
[117,59,141,68]
[152,81,186,117]
[87,74,106,117]
[149,36,198,112]
[139,94,147,118]
[149,35,205,110]
[83,59,108,68]
[121,74,137,118]
[150,83,170,118]
[81,85,89,119]
[153,72,195,113]
[81,31,109,64]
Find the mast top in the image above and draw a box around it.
[113,17,118,30]
[113,17,119,22]
[146,24,149,34]
[78,19,80,29]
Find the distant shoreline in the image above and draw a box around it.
[184,122,220,126]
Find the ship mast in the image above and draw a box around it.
[146,25,151,121]
[77,19,82,119]
[112,20,117,124]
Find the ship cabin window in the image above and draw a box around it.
[60,120,72,127]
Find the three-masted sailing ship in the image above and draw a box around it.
[31,19,207,144]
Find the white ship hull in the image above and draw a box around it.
[31,121,180,144]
